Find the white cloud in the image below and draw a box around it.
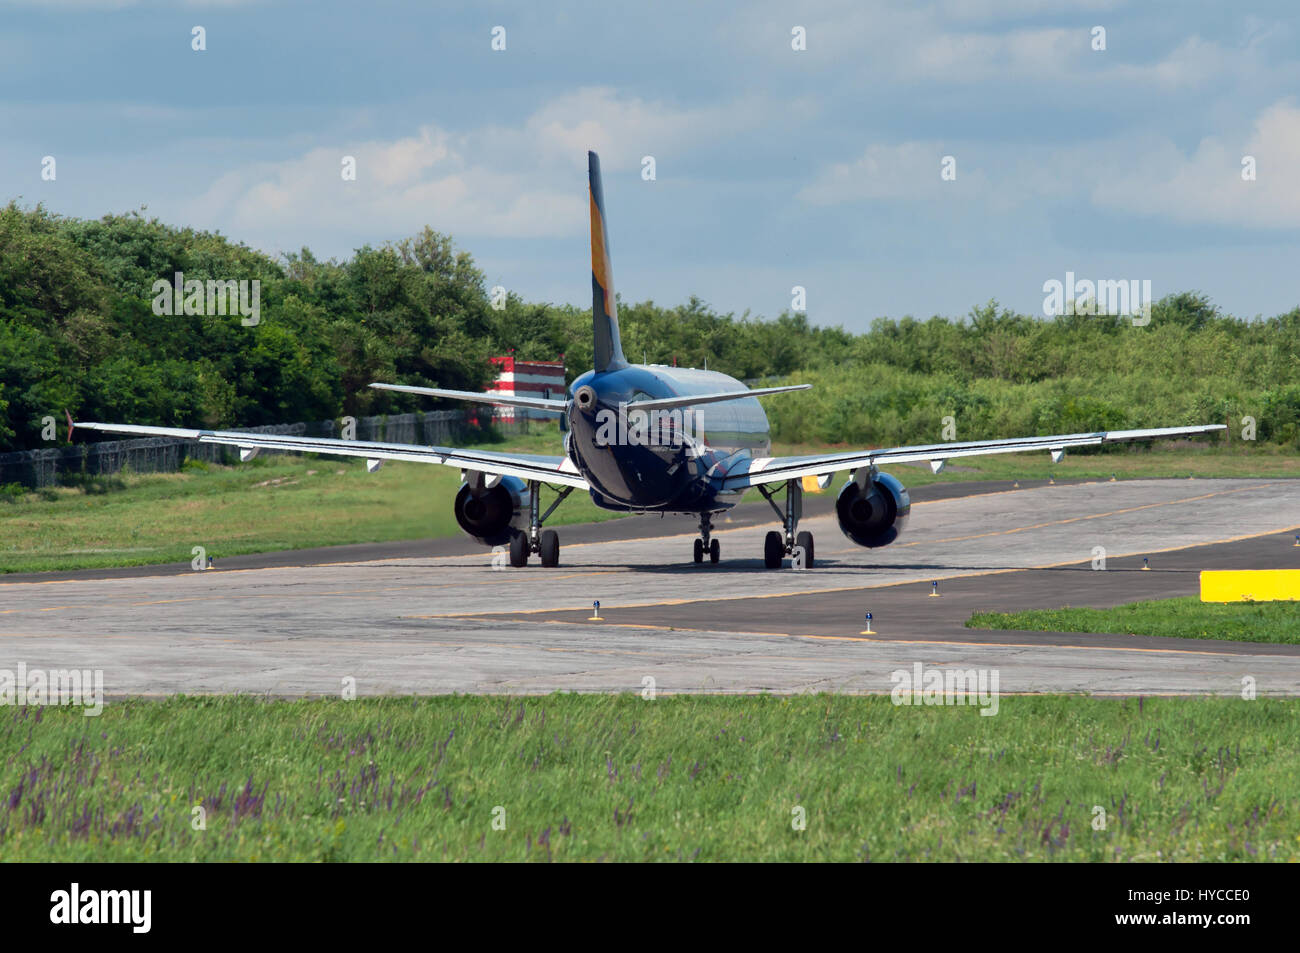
[935,0,1122,19]
[726,0,1279,94]
[180,87,764,250]
[905,27,1078,81]
[187,133,583,244]
[1103,36,1236,91]
[800,100,1300,233]
[798,141,991,204]
[492,86,766,171]
[1090,100,1300,228]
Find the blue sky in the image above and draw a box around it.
[4,0,1299,329]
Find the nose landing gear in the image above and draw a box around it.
[693,513,721,564]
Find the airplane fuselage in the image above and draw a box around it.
[566,363,770,514]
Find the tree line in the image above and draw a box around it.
[1,201,1297,452]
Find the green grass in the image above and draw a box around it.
[3,694,1297,861]
[2,431,1295,573]
[967,597,1300,645]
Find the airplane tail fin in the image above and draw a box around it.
[588,151,626,373]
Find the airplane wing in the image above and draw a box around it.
[720,425,1227,491]
[71,422,589,489]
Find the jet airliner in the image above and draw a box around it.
[76,152,1225,569]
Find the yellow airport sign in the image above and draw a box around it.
[1200,569,1300,603]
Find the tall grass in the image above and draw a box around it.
[3,695,1296,861]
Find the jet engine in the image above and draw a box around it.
[453,475,531,546]
[835,470,910,548]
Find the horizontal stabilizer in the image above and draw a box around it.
[633,384,811,412]
[370,382,567,412]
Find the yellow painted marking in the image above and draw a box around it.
[129,598,209,607]
[849,637,1279,657]
[99,688,1286,699]
[1201,569,1300,603]
[463,619,1300,658]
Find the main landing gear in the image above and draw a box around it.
[693,513,721,564]
[756,479,814,569]
[509,481,573,568]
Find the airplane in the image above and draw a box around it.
[74,151,1226,570]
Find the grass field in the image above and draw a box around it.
[967,597,1300,645]
[2,430,1295,573]
[2,694,1296,862]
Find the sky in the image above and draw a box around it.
[3,0,1299,330]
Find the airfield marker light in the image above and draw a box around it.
[207,556,213,570]
[589,600,603,621]
[1012,481,1019,489]
[1048,475,1055,485]
[1294,534,1299,548]
[1142,558,1150,571]
[1110,473,1117,482]
[929,581,940,598]
[860,612,874,635]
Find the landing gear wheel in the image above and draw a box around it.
[693,538,704,563]
[509,532,529,567]
[539,530,560,567]
[796,531,815,569]
[709,538,720,564]
[763,531,784,569]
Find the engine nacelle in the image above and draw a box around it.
[835,471,910,548]
[453,476,531,546]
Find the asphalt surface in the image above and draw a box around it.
[1,477,1298,697]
